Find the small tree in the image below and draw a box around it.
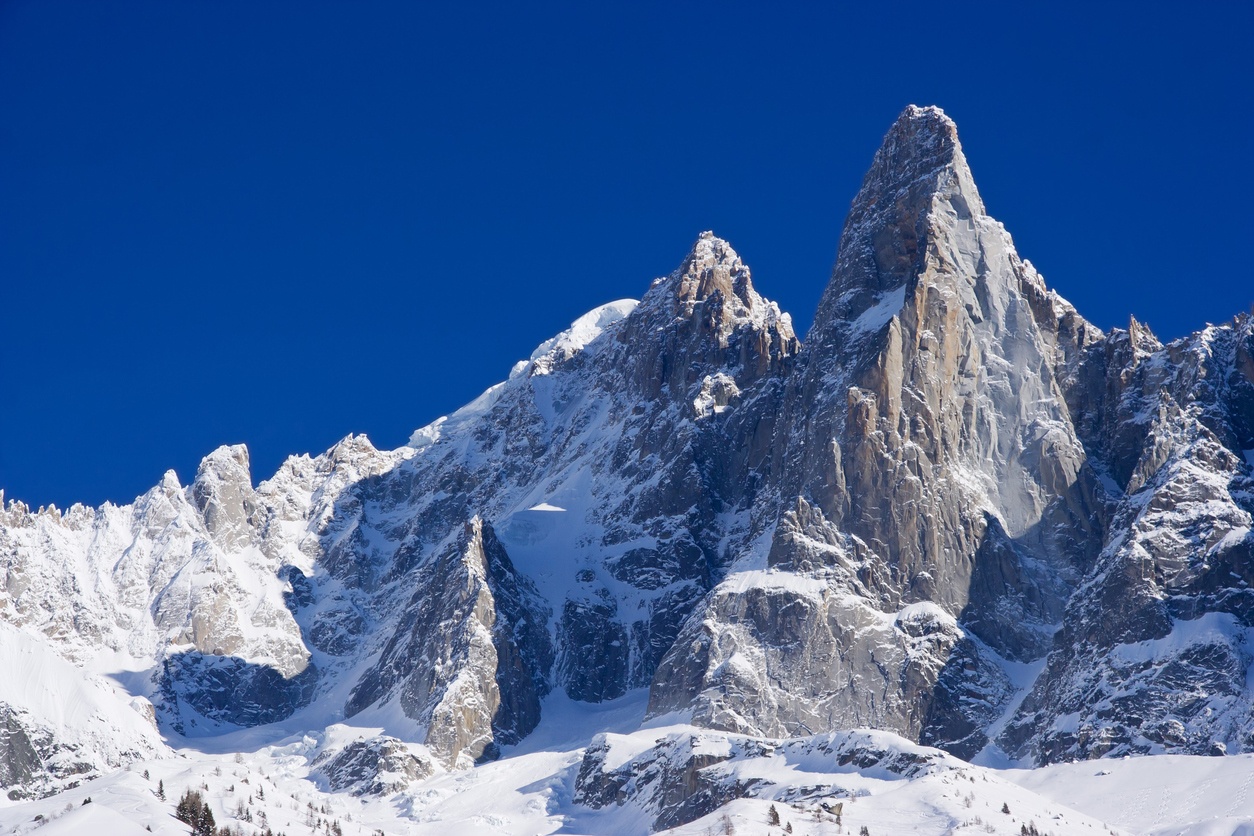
[175,788,197,825]
[196,802,216,836]
[768,804,780,826]
[1002,802,1011,815]
[175,788,218,836]
[157,779,165,800]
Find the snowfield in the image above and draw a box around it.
[0,688,1251,835]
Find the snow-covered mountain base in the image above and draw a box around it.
[1,690,1252,835]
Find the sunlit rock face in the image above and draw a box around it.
[343,517,552,767]
[650,105,1105,759]
[648,107,1254,764]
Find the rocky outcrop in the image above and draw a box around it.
[573,727,959,831]
[312,736,436,796]
[158,653,318,733]
[573,731,767,831]
[614,231,799,404]
[1000,318,1254,762]
[189,444,257,552]
[648,558,1012,760]
[0,706,45,796]
[344,518,552,767]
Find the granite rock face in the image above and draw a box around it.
[1,105,1252,801]
[787,105,1104,647]
[648,105,1108,759]
[647,107,1254,765]
[1000,316,1254,762]
[344,518,552,767]
[0,707,42,794]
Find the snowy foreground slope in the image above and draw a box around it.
[3,690,1254,835]
[2,105,1254,833]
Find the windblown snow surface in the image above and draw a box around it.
[1,687,1251,835]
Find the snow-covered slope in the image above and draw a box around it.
[0,622,165,798]
[1,689,1250,835]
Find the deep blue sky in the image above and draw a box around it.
[2,2,1251,509]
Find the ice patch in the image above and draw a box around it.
[718,569,829,598]
[407,381,507,449]
[409,300,638,448]
[849,286,906,336]
[407,418,444,450]
[1097,470,1124,498]
[1111,611,1251,666]
[507,359,530,381]
[529,298,638,374]
[894,600,957,629]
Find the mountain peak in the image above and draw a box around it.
[610,231,797,400]
[668,231,750,307]
[808,105,983,341]
[190,443,255,551]
[869,105,968,198]
[893,104,957,141]
[855,103,982,226]
[634,231,768,330]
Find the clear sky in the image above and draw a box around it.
[2,1,1252,509]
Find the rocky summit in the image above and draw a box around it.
[1,105,1252,831]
